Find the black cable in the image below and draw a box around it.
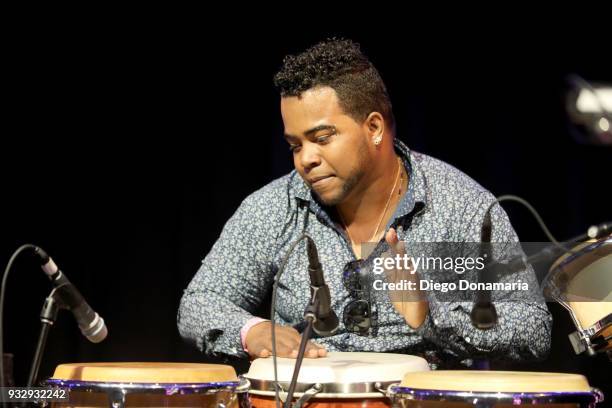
[473,194,580,329]
[485,195,567,249]
[0,244,37,406]
[270,234,311,408]
[283,317,314,408]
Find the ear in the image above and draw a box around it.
[365,111,385,145]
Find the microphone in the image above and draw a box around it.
[34,247,108,343]
[471,210,498,329]
[306,238,339,336]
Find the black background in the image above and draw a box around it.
[2,20,611,404]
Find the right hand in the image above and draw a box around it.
[245,321,327,359]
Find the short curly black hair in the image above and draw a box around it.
[274,39,395,132]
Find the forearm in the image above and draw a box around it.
[178,289,254,358]
[423,300,552,361]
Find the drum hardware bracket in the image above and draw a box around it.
[293,383,321,408]
[108,388,127,408]
[236,376,251,393]
[233,376,251,408]
[569,327,597,355]
[374,381,387,395]
[274,382,287,403]
[568,313,612,356]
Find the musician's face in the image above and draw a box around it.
[281,86,372,206]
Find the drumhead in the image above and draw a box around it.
[248,352,429,384]
[546,237,612,303]
[50,362,238,383]
[246,352,429,398]
[545,237,612,332]
[399,370,592,393]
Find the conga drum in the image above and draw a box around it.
[46,362,249,407]
[543,236,612,356]
[246,351,429,407]
[388,370,603,407]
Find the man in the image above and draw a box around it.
[178,39,551,365]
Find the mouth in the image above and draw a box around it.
[308,175,334,187]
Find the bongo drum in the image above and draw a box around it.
[46,362,249,407]
[246,351,429,407]
[388,370,603,407]
[544,236,612,356]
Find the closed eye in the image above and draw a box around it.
[316,135,331,144]
[316,129,337,144]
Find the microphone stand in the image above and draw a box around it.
[283,297,319,408]
[27,288,64,388]
[471,212,498,329]
[270,235,336,408]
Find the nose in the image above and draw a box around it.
[298,142,321,173]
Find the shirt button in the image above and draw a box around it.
[465,337,471,343]
[433,319,438,325]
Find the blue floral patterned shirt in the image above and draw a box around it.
[178,139,552,365]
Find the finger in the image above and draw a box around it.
[307,342,327,358]
[385,228,398,246]
[288,338,303,354]
[386,228,406,255]
[305,342,321,358]
[275,336,300,358]
[276,345,296,357]
[268,337,297,357]
[311,342,326,349]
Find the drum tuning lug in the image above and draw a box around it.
[294,383,322,408]
[273,382,288,403]
[374,381,386,395]
[236,376,251,393]
[592,387,604,403]
[108,389,126,408]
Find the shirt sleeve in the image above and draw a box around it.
[421,191,553,361]
[177,192,279,358]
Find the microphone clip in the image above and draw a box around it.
[304,294,320,323]
[40,287,67,325]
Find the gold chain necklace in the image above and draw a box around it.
[340,157,403,247]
